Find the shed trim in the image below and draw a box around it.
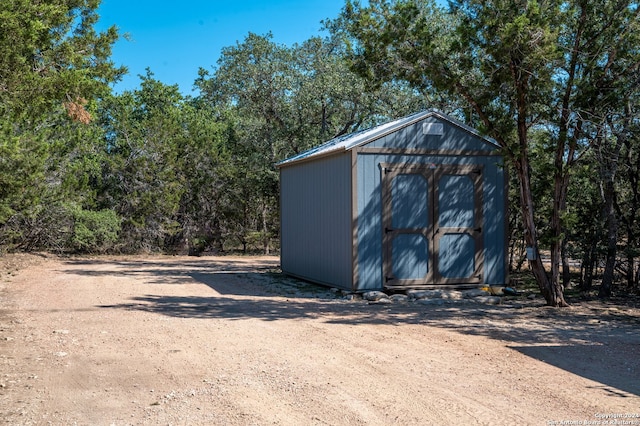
[356,148,502,156]
[503,164,511,286]
[350,148,359,293]
[277,145,347,168]
[277,110,499,168]
[380,162,485,287]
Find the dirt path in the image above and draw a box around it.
[1,254,639,425]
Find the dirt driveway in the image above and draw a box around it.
[1,254,639,425]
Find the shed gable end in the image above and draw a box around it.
[359,116,499,153]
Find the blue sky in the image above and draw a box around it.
[96,0,348,95]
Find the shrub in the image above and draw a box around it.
[70,207,121,253]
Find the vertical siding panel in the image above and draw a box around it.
[356,153,384,290]
[280,153,352,289]
[483,159,507,285]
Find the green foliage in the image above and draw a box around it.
[69,206,121,253]
[0,0,125,253]
[95,74,187,252]
[0,0,125,120]
[0,123,49,224]
[0,201,70,252]
[1,0,638,297]
[195,32,433,253]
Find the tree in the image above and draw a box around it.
[0,0,124,118]
[95,73,186,252]
[93,71,236,255]
[196,32,433,253]
[0,0,125,251]
[171,98,233,255]
[617,127,640,290]
[339,0,640,306]
[608,98,640,292]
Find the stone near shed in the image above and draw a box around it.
[416,298,445,306]
[440,291,464,300]
[389,294,409,303]
[406,289,443,300]
[363,291,389,302]
[371,297,393,305]
[472,296,501,305]
[463,289,491,298]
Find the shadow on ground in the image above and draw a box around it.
[63,256,640,398]
[510,344,639,398]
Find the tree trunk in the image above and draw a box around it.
[621,181,638,289]
[549,129,571,307]
[561,239,571,288]
[261,201,270,255]
[628,252,637,290]
[597,124,624,298]
[599,240,616,298]
[599,179,618,298]
[211,217,224,253]
[580,241,596,291]
[512,155,567,306]
[548,240,569,306]
[545,161,569,307]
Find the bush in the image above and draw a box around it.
[0,203,72,252]
[70,207,121,253]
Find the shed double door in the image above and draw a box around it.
[382,164,484,288]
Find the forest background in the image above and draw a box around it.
[1,0,639,306]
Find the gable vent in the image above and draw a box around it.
[423,122,444,136]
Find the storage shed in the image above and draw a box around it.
[278,110,507,292]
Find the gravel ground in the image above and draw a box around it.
[0,253,639,425]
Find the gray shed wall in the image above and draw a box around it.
[280,152,353,289]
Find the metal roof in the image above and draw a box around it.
[277,109,499,168]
